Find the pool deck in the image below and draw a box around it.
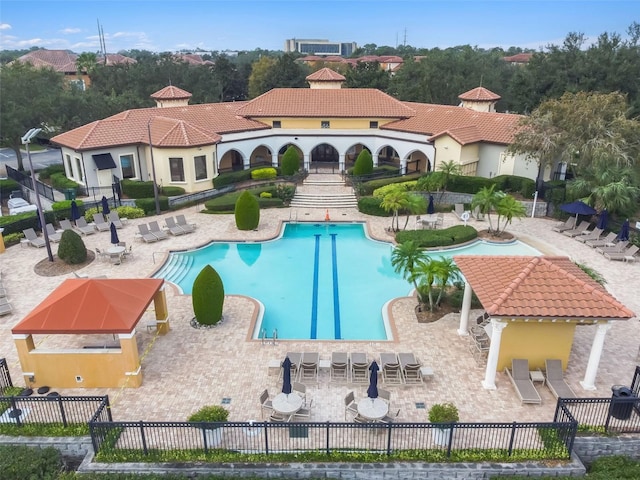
[0,196,638,425]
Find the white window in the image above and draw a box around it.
[75,157,83,182]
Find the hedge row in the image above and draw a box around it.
[357,196,390,216]
[395,225,478,248]
[135,196,169,214]
[0,178,21,198]
[204,187,283,212]
[357,172,422,195]
[37,164,65,180]
[161,186,186,196]
[50,172,79,191]
[213,167,283,189]
[122,179,155,198]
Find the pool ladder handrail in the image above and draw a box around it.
[260,328,278,346]
[289,210,298,224]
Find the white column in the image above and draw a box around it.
[303,153,310,171]
[338,153,345,173]
[482,319,508,390]
[580,322,612,391]
[271,151,279,167]
[457,281,472,336]
[372,153,379,167]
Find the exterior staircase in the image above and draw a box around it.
[290,174,358,209]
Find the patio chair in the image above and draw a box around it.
[344,391,358,420]
[604,244,639,262]
[350,353,369,384]
[505,359,541,404]
[574,227,603,243]
[435,212,444,228]
[380,353,403,385]
[22,228,45,248]
[299,352,319,382]
[176,214,196,233]
[75,217,96,235]
[551,217,575,232]
[268,412,291,423]
[544,359,576,399]
[293,399,313,419]
[330,352,349,382]
[380,408,401,424]
[378,388,391,405]
[398,352,423,384]
[95,248,109,262]
[44,224,61,243]
[562,221,590,237]
[108,211,124,229]
[93,214,111,232]
[452,204,467,220]
[165,216,186,235]
[292,382,307,406]
[148,221,169,241]
[59,219,74,231]
[137,224,159,243]
[259,389,273,419]
[585,232,616,248]
[596,240,629,255]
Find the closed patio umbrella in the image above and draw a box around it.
[616,219,630,241]
[282,356,292,395]
[427,195,435,215]
[110,222,120,245]
[70,201,80,222]
[596,209,608,230]
[559,200,596,228]
[101,196,110,215]
[367,360,379,399]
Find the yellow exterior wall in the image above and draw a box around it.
[148,146,217,193]
[434,137,462,166]
[498,321,577,371]
[257,117,396,129]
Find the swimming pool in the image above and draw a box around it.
[154,223,540,341]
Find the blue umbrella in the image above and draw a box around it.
[110,222,120,245]
[559,201,596,228]
[616,219,630,242]
[427,195,435,215]
[101,196,110,215]
[282,357,292,395]
[367,360,379,399]
[596,209,608,230]
[70,201,80,222]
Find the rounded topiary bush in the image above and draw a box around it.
[281,146,301,176]
[235,190,260,230]
[352,149,373,176]
[57,229,87,264]
[192,265,225,326]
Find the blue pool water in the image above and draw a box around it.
[154,223,540,340]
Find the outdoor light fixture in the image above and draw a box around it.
[146,118,162,216]
[21,128,54,262]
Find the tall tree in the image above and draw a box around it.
[344,61,390,90]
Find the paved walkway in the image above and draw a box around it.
[0,198,637,425]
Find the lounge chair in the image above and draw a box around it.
[93,214,111,232]
[299,352,319,382]
[505,359,541,404]
[59,219,74,231]
[330,352,349,382]
[596,241,629,255]
[380,353,403,385]
[176,214,196,233]
[108,211,124,229]
[544,359,576,399]
[0,302,12,316]
[282,352,302,380]
[344,391,358,420]
[452,203,468,220]
[75,217,96,235]
[585,232,616,248]
[604,244,639,261]
[45,224,61,243]
[148,221,169,240]
[398,352,423,384]
[575,227,603,243]
[562,221,590,237]
[137,224,159,243]
[258,389,273,419]
[165,217,186,235]
[551,218,575,232]
[350,353,369,384]
[22,228,45,248]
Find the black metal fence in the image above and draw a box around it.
[0,359,12,394]
[0,395,109,427]
[88,419,576,460]
[5,165,55,202]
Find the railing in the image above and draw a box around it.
[88,419,576,460]
[5,165,55,202]
[0,359,12,394]
[0,395,109,427]
[555,396,640,434]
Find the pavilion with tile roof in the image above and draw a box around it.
[453,255,635,391]
[11,279,169,389]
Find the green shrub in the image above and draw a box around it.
[135,196,169,214]
[188,405,229,422]
[259,191,272,198]
[122,179,155,198]
[51,199,84,210]
[358,196,391,216]
[251,167,277,180]
[50,172,79,191]
[3,232,23,246]
[352,149,373,176]
[274,184,295,203]
[0,178,21,198]
[213,169,252,188]
[281,146,301,176]
[447,286,482,309]
[192,265,225,326]
[160,186,186,196]
[447,175,492,194]
[235,190,260,230]
[358,173,422,195]
[428,403,459,423]
[37,164,65,180]
[491,175,536,198]
[57,229,87,264]
[0,445,63,480]
[395,225,477,248]
[115,205,146,219]
[205,187,281,212]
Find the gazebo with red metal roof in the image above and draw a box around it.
[12,279,169,389]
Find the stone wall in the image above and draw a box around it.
[0,435,91,460]
[423,192,548,218]
[573,435,640,467]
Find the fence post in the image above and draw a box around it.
[104,396,113,422]
[9,397,21,426]
[326,421,330,455]
[507,421,517,456]
[264,422,269,455]
[139,420,148,455]
[57,396,68,427]
[446,423,454,458]
[88,422,100,456]
[386,423,392,456]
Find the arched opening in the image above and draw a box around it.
[311,143,339,163]
[250,145,273,168]
[277,144,303,167]
[405,150,430,174]
[377,146,400,168]
[218,150,245,172]
[344,143,371,170]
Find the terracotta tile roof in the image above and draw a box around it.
[458,87,501,101]
[15,49,78,73]
[100,53,137,65]
[383,102,522,145]
[235,88,415,118]
[453,256,635,319]
[298,55,324,61]
[151,85,192,100]
[51,103,268,150]
[503,53,533,64]
[306,67,346,82]
[174,53,214,65]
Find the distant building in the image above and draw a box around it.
[502,53,533,65]
[298,55,404,74]
[285,38,357,57]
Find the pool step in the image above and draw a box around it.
[290,193,358,209]
[172,256,193,286]
[154,254,192,286]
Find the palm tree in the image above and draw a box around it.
[567,166,640,217]
[437,160,462,192]
[471,185,502,233]
[413,258,438,312]
[391,241,426,292]
[432,257,461,308]
[494,195,527,235]
[379,188,409,231]
[401,193,427,230]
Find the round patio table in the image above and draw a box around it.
[272,393,303,415]
[357,398,388,421]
